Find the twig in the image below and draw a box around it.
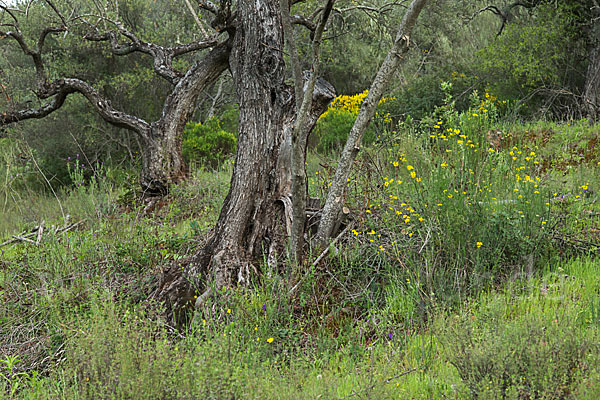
[288,224,352,296]
[0,231,35,247]
[337,368,418,399]
[12,235,36,244]
[312,223,352,267]
[183,0,209,39]
[36,220,44,245]
[0,220,84,247]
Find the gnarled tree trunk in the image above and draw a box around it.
[0,22,229,196]
[156,0,335,325]
[140,43,231,195]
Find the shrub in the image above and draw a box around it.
[182,118,237,168]
[438,295,598,399]
[312,90,393,153]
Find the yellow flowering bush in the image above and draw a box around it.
[312,90,395,152]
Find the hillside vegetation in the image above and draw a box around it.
[1,0,599,398]
[1,93,599,398]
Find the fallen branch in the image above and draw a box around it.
[288,223,352,296]
[0,220,84,248]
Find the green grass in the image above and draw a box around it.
[1,111,599,398]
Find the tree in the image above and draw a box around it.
[0,0,229,195]
[474,0,600,120]
[316,0,428,244]
[157,0,429,326]
[2,0,430,325]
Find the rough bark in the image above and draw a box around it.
[156,75,334,326]
[284,0,335,262]
[314,0,429,246]
[156,0,290,325]
[155,0,335,323]
[583,20,600,122]
[584,44,600,121]
[141,43,231,195]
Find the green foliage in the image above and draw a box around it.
[313,108,372,152]
[308,86,598,309]
[438,264,600,399]
[476,3,586,116]
[312,90,394,152]
[182,118,237,168]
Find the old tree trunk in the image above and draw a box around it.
[583,7,600,122]
[140,44,231,195]
[157,0,334,324]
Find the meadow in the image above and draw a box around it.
[1,91,599,399]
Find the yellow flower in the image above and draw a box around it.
[406,165,414,171]
[227,308,231,314]
[476,242,483,248]
[267,337,274,343]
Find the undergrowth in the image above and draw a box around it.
[1,94,599,398]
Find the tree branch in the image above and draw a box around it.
[289,0,336,261]
[84,25,218,85]
[315,0,428,246]
[290,14,317,31]
[1,78,150,134]
[196,0,219,14]
[1,25,150,135]
[183,0,210,39]
[470,1,542,36]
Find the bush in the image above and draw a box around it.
[312,90,393,153]
[438,294,598,399]
[182,118,237,168]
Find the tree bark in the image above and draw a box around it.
[0,25,229,195]
[155,0,334,324]
[284,0,335,263]
[140,43,231,195]
[583,25,600,122]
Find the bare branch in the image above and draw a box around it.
[1,78,150,134]
[470,1,542,36]
[1,24,150,135]
[315,0,428,245]
[0,4,21,27]
[43,0,68,27]
[183,0,210,39]
[84,24,218,85]
[290,14,317,31]
[1,28,65,90]
[37,25,67,52]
